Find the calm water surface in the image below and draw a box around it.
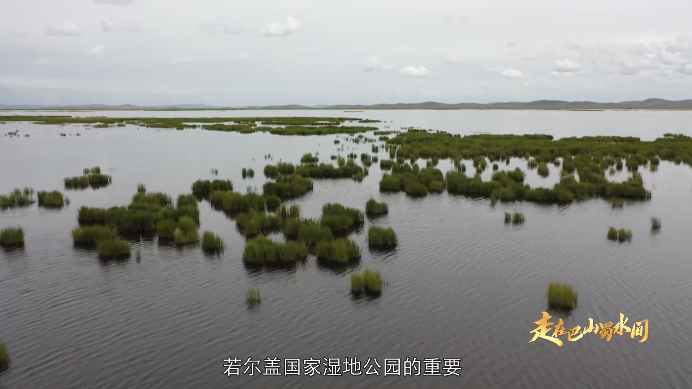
[1,110,691,389]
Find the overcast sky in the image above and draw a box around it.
[2,0,692,106]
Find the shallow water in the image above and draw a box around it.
[0,110,691,389]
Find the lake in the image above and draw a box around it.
[1,110,691,389]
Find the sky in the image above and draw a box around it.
[2,0,692,106]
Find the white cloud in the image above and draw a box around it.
[234,53,253,61]
[679,63,692,75]
[501,68,525,78]
[172,55,195,64]
[101,19,142,33]
[32,59,48,65]
[553,59,581,72]
[261,17,301,37]
[46,23,83,37]
[506,38,517,47]
[87,45,105,57]
[95,0,135,4]
[399,66,430,76]
[363,56,394,71]
[558,35,692,78]
[198,21,244,35]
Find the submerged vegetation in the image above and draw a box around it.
[0,227,24,247]
[504,212,525,224]
[547,281,578,312]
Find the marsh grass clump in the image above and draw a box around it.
[365,199,388,216]
[263,175,313,200]
[210,191,266,213]
[247,168,255,178]
[405,182,428,196]
[201,231,224,253]
[243,235,308,265]
[264,165,279,178]
[72,225,118,244]
[265,196,282,210]
[607,227,618,240]
[362,269,383,296]
[137,184,146,193]
[0,188,35,208]
[242,168,248,178]
[512,213,525,224]
[368,227,397,247]
[651,217,661,230]
[235,211,282,236]
[0,227,24,247]
[322,203,364,226]
[37,190,67,208]
[97,238,131,259]
[156,219,177,239]
[350,273,364,294]
[247,286,261,304]
[316,239,361,264]
[618,229,633,242]
[278,204,300,220]
[380,159,394,170]
[492,163,499,171]
[428,181,444,193]
[277,163,296,175]
[298,220,334,245]
[504,212,512,223]
[191,179,233,196]
[64,169,112,190]
[547,281,578,312]
[0,342,10,372]
[537,163,550,177]
[173,216,199,245]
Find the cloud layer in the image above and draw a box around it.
[46,23,83,37]
[261,17,301,37]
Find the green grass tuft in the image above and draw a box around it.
[547,281,578,311]
[37,190,67,208]
[362,269,383,295]
[368,227,397,247]
[201,231,224,253]
[247,286,261,304]
[315,239,361,263]
[350,273,364,294]
[0,342,10,371]
[97,238,131,259]
[651,217,661,230]
[0,227,25,247]
[365,198,388,216]
[72,225,118,244]
[607,227,618,241]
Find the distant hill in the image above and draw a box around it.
[326,98,692,109]
[3,99,692,110]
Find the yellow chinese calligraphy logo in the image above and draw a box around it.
[529,312,649,347]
